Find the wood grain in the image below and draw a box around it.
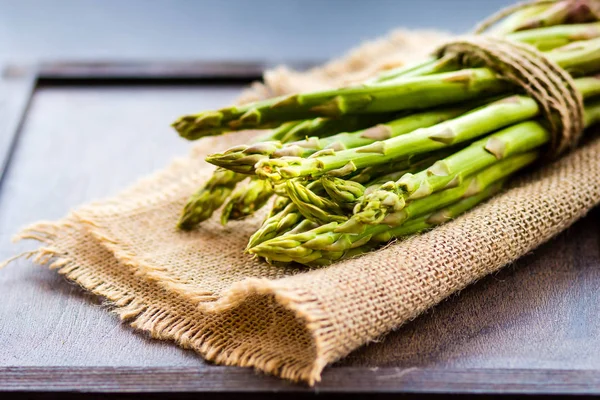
[0,83,599,394]
[2,366,600,394]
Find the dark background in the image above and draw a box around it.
[1,0,514,67]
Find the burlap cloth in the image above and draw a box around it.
[12,29,600,385]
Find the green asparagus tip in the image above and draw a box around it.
[352,186,406,225]
[177,212,199,231]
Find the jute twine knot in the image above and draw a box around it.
[435,36,585,158]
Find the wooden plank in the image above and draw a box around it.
[0,83,599,394]
[1,366,600,394]
[0,85,242,369]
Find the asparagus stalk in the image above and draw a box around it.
[206,106,469,174]
[255,74,600,182]
[277,113,400,143]
[344,147,456,183]
[509,21,600,50]
[178,168,247,230]
[220,178,274,224]
[511,0,600,32]
[249,152,538,265]
[485,2,552,35]
[173,35,600,138]
[246,202,303,249]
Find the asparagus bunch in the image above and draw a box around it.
[178,20,600,230]
[249,96,600,265]
[173,3,600,266]
[249,153,537,265]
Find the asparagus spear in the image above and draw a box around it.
[205,106,469,174]
[511,0,600,32]
[248,152,538,265]
[509,21,600,50]
[344,148,456,183]
[220,178,274,224]
[322,169,410,209]
[484,2,551,35]
[246,202,303,249]
[278,113,400,143]
[178,168,247,230]
[255,74,600,182]
[173,35,600,138]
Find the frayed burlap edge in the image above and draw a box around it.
[14,219,325,383]
[12,131,600,385]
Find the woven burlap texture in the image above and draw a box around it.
[14,29,600,385]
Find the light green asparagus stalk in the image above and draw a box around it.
[512,0,600,32]
[249,151,538,265]
[484,1,552,35]
[344,147,457,183]
[246,202,303,249]
[255,74,600,182]
[173,34,600,138]
[509,21,600,50]
[220,178,274,224]
[278,113,400,142]
[205,106,470,173]
[178,168,247,230]
[176,68,510,135]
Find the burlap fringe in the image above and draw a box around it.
[12,221,325,383]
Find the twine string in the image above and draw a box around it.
[436,36,585,158]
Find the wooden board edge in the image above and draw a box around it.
[4,60,319,85]
[1,366,599,394]
[0,73,37,188]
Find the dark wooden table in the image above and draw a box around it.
[1,64,600,398]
